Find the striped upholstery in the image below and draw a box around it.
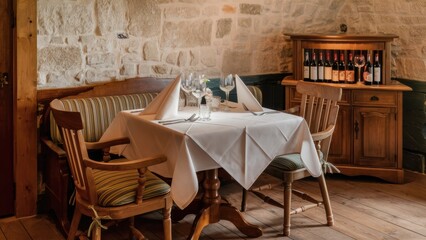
[266,151,324,178]
[93,162,170,207]
[247,85,263,105]
[50,93,158,143]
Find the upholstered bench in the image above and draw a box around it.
[48,93,158,144]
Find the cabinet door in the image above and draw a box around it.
[328,105,352,164]
[353,107,397,168]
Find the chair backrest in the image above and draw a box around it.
[50,99,97,204]
[296,81,342,161]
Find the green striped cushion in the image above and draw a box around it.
[265,152,324,179]
[50,93,158,143]
[93,166,170,207]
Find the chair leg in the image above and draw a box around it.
[91,224,101,240]
[241,189,247,212]
[67,207,82,240]
[318,174,334,226]
[283,180,292,236]
[163,205,172,240]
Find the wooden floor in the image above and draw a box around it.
[2,171,426,240]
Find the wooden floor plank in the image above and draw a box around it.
[0,229,6,240]
[295,179,426,239]
[321,176,426,228]
[0,220,31,240]
[2,172,426,239]
[20,215,64,240]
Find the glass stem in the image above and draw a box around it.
[357,68,361,82]
[225,92,230,106]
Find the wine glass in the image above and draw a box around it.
[219,74,235,110]
[180,72,197,108]
[353,54,365,84]
[191,74,207,113]
[180,72,195,94]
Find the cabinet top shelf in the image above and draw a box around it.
[285,33,398,42]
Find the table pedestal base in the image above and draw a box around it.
[172,169,262,240]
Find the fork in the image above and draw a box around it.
[161,114,199,125]
[242,103,280,116]
[158,113,196,124]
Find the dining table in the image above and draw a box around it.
[100,105,321,239]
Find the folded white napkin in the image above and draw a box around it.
[235,74,263,112]
[140,75,181,120]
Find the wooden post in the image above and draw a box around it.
[14,0,37,217]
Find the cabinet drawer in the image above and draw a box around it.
[352,91,397,106]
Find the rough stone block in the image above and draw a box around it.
[238,18,252,28]
[96,0,127,35]
[86,69,117,83]
[86,53,115,68]
[164,6,200,19]
[161,20,212,48]
[38,46,82,72]
[152,64,169,75]
[222,50,251,74]
[240,3,261,15]
[178,51,187,67]
[216,18,232,38]
[143,40,160,61]
[120,64,138,76]
[38,3,94,35]
[128,0,161,37]
[200,48,216,67]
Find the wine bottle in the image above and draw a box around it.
[310,51,318,82]
[332,51,339,83]
[304,51,310,81]
[373,52,381,85]
[346,52,355,84]
[324,51,332,82]
[338,52,346,83]
[363,52,373,85]
[317,51,324,82]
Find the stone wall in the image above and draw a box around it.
[37,0,426,88]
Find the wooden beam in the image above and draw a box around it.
[14,0,37,217]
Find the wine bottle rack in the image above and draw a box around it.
[287,34,398,85]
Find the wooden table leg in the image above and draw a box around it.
[173,169,262,240]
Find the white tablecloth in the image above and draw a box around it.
[100,107,321,209]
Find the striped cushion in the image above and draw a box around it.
[265,151,324,179]
[247,85,263,105]
[50,93,158,143]
[93,165,170,207]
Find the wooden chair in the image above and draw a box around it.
[241,81,342,236]
[50,99,173,240]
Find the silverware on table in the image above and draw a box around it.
[242,103,281,116]
[159,113,197,125]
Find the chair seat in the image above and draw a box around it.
[93,163,170,207]
[266,152,324,179]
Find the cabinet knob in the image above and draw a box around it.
[370,96,379,101]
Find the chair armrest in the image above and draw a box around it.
[83,154,167,171]
[85,137,130,150]
[41,137,67,158]
[284,105,300,115]
[311,125,335,142]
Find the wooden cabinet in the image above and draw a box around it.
[284,34,412,183]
